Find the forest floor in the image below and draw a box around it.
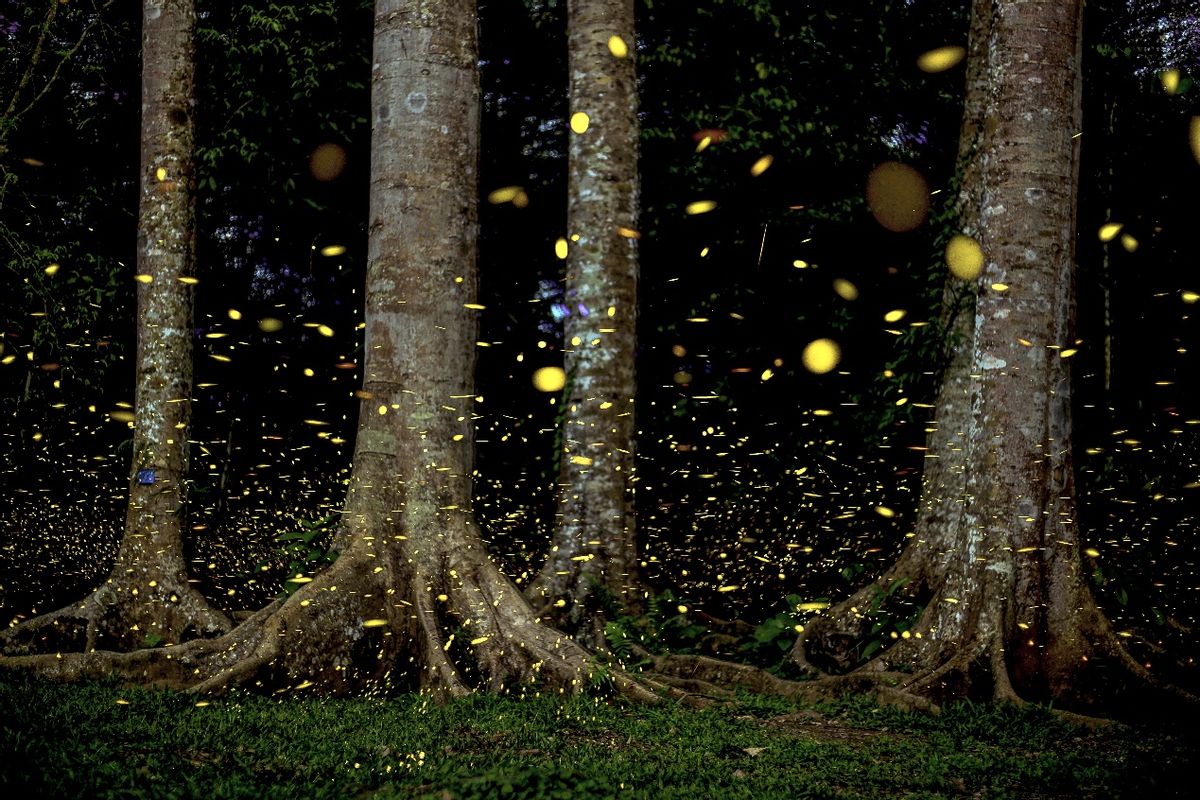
[1,671,1195,799]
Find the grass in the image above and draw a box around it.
[1,672,1194,799]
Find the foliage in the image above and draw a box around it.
[250,512,339,597]
[2,672,1195,799]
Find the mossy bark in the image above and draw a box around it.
[527,0,642,649]
[2,0,231,656]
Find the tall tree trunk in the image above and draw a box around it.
[0,0,665,704]
[527,0,642,648]
[791,0,1188,714]
[2,0,231,655]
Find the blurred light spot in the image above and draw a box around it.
[44,263,59,276]
[134,274,153,284]
[309,143,347,181]
[555,238,568,259]
[258,317,283,332]
[1162,68,1181,95]
[865,162,929,232]
[1120,233,1138,252]
[155,167,167,181]
[1098,222,1123,241]
[487,186,525,204]
[320,244,346,257]
[917,45,966,73]
[802,338,841,374]
[317,324,334,337]
[946,234,984,280]
[608,35,628,58]
[570,112,590,134]
[750,155,773,176]
[686,200,717,215]
[533,366,565,392]
[228,309,242,320]
[875,506,896,518]
[832,279,858,300]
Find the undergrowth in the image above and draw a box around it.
[1,672,1193,799]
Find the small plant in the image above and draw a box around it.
[737,593,806,673]
[267,512,340,596]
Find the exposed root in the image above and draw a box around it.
[790,551,929,677]
[1,578,232,656]
[648,653,940,715]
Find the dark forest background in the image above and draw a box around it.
[1,0,1197,673]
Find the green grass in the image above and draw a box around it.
[1,673,1193,799]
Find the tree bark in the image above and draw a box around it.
[0,0,672,704]
[2,0,231,655]
[527,0,642,648]
[791,0,1192,715]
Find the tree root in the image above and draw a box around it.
[1,578,232,656]
[647,653,939,715]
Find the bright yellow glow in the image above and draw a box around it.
[134,274,153,284]
[875,506,896,518]
[317,324,334,337]
[570,112,590,134]
[362,619,387,628]
[1098,222,1123,241]
[802,338,841,374]
[750,155,774,176]
[685,200,717,215]
[44,263,59,276]
[1120,233,1138,252]
[487,186,523,204]
[155,167,167,181]
[532,366,566,392]
[570,455,593,466]
[1183,291,1200,304]
[554,238,568,259]
[917,45,966,73]
[1162,68,1181,95]
[608,35,628,58]
[319,245,346,257]
[832,278,858,300]
[884,309,906,323]
[797,601,830,611]
[228,308,242,320]
[945,234,984,280]
[258,317,283,332]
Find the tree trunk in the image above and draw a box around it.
[527,0,642,648]
[0,0,668,704]
[791,0,1189,715]
[2,0,231,655]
